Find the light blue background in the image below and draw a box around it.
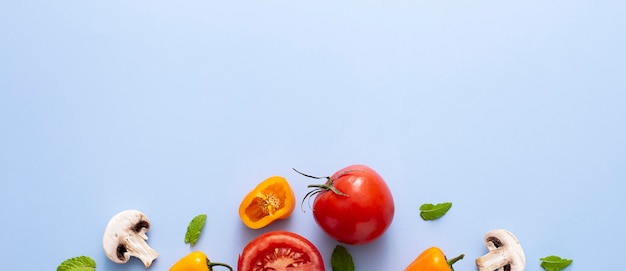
[1,1,625,270]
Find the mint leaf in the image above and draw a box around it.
[540,255,573,271]
[57,256,96,271]
[331,245,354,271]
[419,202,452,220]
[184,214,207,246]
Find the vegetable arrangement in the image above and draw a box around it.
[57,164,573,271]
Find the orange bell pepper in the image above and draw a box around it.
[405,247,464,271]
[238,176,296,229]
[169,251,232,271]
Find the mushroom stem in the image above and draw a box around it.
[123,234,159,268]
[475,248,510,271]
[475,229,525,271]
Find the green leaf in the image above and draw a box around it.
[540,255,573,271]
[419,202,452,220]
[57,256,96,271]
[184,214,207,246]
[331,245,354,271]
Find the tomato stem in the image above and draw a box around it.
[307,184,349,197]
[300,188,321,212]
[292,168,327,180]
[293,168,349,197]
[294,168,350,212]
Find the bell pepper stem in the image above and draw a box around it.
[206,258,233,271]
[447,254,465,271]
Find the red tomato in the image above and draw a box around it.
[304,164,395,245]
[238,231,325,271]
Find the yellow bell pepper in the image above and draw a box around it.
[405,247,464,271]
[169,251,232,271]
[238,176,296,229]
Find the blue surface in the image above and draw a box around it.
[1,1,625,270]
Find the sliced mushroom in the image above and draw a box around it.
[102,210,159,268]
[476,229,525,271]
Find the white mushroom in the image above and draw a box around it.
[476,229,525,271]
[102,210,159,268]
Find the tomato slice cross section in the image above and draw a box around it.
[238,231,325,271]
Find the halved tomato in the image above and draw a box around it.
[238,231,325,271]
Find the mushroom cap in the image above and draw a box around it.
[102,209,157,266]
